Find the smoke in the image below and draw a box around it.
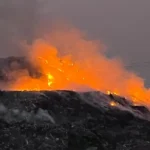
[0,23,147,107]
[0,103,55,123]
[0,0,38,57]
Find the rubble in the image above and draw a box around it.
[0,90,150,149]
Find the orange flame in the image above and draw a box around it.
[47,73,54,87]
[107,91,120,96]
[6,25,150,107]
[110,101,118,107]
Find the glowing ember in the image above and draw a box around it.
[107,91,119,96]
[110,101,118,107]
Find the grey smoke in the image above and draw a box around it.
[0,103,55,124]
[1,0,150,86]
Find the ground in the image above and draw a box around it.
[0,90,150,150]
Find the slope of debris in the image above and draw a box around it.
[0,90,150,150]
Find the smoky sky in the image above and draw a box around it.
[0,0,150,86]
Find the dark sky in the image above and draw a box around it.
[0,0,150,85]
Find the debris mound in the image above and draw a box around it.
[0,90,150,150]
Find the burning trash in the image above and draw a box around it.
[0,25,149,107]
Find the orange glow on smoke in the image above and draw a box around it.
[7,25,150,106]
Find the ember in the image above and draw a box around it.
[107,91,119,96]
[110,101,118,107]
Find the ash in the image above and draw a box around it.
[0,90,150,150]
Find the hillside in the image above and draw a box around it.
[0,90,150,150]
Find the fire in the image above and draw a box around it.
[5,24,150,107]
[47,73,54,87]
[107,91,119,96]
[110,101,118,107]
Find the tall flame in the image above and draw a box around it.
[6,24,150,107]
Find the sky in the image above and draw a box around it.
[0,0,150,85]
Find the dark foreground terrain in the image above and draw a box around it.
[0,90,150,150]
